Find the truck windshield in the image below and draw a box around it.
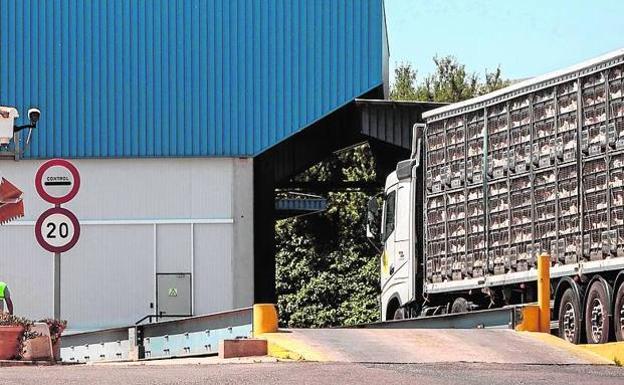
[383,190,396,242]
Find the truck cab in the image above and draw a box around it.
[369,125,424,321]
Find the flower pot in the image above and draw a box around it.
[0,325,25,360]
[22,323,53,361]
[52,339,61,362]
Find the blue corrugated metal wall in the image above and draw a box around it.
[0,0,386,158]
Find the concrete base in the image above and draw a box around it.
[218,339,267,359]
[0,360,57,367]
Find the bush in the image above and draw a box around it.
[39,318,67,344]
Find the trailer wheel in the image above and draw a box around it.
[558,288,582,344]
[614,283,624,341]
[451,297,469,313]
[584,281,611,344]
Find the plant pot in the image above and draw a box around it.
[22,323,53,361]
[52,339,61,362]
[0,325,25,360]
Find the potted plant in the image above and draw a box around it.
[0,313,34,360]
[40,318,67,361]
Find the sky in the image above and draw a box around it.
[385,0,624,84]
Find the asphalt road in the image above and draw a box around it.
[1,362,624,385]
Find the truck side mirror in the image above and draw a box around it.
[366,197,380,240]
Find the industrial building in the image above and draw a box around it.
[0,1,435,330]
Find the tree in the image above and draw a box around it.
[276,56,509,328]
[479,67,508,95]
[389,62,418,101]
[392,55,510,103]
[276,145,380,328]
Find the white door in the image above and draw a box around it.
[381,187,397,287]
[393,183,411,281]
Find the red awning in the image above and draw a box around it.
[0,178,24,225]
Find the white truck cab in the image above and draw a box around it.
[370,124,424,320]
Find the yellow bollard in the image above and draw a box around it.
[515,305,540,332]
[253,303,278,336]
[537,253,551,333]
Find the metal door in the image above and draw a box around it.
[157,273,192,316]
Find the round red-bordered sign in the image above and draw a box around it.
[35,207,81,253]
[35,159,81,205]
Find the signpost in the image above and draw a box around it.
[35,159,81,320]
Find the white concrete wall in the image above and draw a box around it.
[0,157,253,330]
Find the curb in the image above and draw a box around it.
[260,332,327,362]
[521,332,615,365]
[578,342,624,365]
[0,360,57,367]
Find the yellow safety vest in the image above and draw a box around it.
[0,282,6,300]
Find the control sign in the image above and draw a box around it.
[35,207,80,253]
[35,159,80,204]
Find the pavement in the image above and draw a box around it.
[2,328,621,384]
[263,328,612,364]
[0,362,623,385]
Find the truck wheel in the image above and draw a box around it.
[558,288,582,344]
[614,283,624,341]
[584,281,611,344]
[393,308,406,320]
[451,297,469,313]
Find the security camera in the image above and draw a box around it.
[28,108,41,125]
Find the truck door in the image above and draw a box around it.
[393,182,411,284]
[381,182,411,288]
[381,188,397,285]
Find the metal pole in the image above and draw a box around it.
[53,252,61,320]
[53,202,62,320]
[537,253,551,333]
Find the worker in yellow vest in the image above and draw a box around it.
[0,281,13,315]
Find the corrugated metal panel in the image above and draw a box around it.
[0,158,251,329]
[157,224,192,273]
[0,158,237,220]
[275,197,327,211]
[356,100,446,150]
[0,225,53,319]
[0,0,385,158]
[194,223,234,314]
[63,224,155,329]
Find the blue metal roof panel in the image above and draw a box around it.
[0,0,386,158]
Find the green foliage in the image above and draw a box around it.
[276,145,380,328]
[389,62,418,101]
[480,66,508,95]
[392,55,510,103]
[276,56,509,328]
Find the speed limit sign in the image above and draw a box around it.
[34,207,80,253]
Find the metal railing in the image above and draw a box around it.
[135,314,191,325]
[61,307,252,363]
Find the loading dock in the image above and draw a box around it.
[254,98,442,303]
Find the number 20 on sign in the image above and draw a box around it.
[35,207,80,253]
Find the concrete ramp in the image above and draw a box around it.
[264,329,611,364]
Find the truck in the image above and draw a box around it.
[368,48,624,344]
